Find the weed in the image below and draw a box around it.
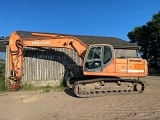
[0,77,8,91]
[21,82,66,92]
[39,85,53,92]
[0,66,9,92]
[22,83,38,91]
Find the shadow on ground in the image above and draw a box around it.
[64,88,77,98]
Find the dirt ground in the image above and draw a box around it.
[0,76,160,120]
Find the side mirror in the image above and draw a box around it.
[95,62,100,68]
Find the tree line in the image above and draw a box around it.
[128,11,160,69]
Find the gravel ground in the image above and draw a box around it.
[0,76,160,120]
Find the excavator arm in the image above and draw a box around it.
[9,31,88,90]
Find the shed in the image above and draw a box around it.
[0,39,6,52]
[4,31,139,86]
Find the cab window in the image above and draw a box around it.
[87,47,101,60]
[103,46,112,64]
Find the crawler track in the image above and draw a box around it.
[71,77,144,98]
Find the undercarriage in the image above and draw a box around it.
[66,77,144,98]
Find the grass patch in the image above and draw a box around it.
[21,82,66,92]
[39,85,53,92]
[0,77,9,92]
[22,83,37,91]
[0,66,9,92]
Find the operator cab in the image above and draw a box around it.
[84,45,114,72]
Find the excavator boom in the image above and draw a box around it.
[9,31,87,90]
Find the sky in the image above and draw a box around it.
[0,0,160,59]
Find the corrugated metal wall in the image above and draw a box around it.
[5,46,137,86]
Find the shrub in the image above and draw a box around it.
[0,65,8,91]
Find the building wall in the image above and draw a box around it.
[22,47,83,86]
[5,46,138,86]
[5,46,83,86]
[5,45,9,80]
[114,49,137,58]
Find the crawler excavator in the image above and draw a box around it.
[8,31,148,97]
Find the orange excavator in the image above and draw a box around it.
[8,31,148,97]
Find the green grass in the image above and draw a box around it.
[21,83,37,91]
[21,82,66,92]
[0,77,9,92]
[0,65,9,92]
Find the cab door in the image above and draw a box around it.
[83,45,114,72]
[84,46,102,72]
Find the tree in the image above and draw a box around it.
[128,11,160,69]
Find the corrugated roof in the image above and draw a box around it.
[17,31,136,46]
[0,30,139,52]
